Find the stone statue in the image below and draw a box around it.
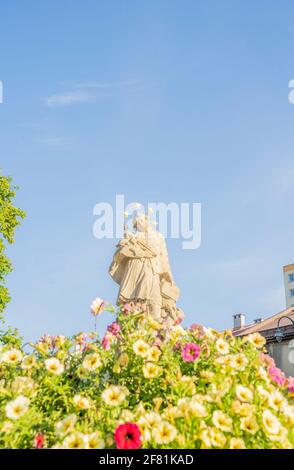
[109,213,182,326]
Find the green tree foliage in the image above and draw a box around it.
[0,171,25,315]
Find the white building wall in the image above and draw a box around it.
[267,339,294,377]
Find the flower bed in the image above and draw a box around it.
[0,302,293,449]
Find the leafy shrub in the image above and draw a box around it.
[0,303,293,449]
[0,172,25,315]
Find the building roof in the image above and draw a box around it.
[233,306,294,341]
[283,263,294,272]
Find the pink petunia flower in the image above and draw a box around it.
[122,303,133,314]
[189,323,205,337]
[102,335,111,350]
[181,342,201,362]
[260,353,275,368]
[268,366,287,386]
[107,322,121,336]
[287,376,294,393]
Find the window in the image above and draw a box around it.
[289,273,294,282]
[290,289,294,297]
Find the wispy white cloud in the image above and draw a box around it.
[70,80,139,89]
[45,90,96,107]
[44,78,158,107]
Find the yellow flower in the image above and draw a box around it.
[267,426,288,443]
[146,347,161,362]
[5,396,30,420]
[240,416,259,434]
[82,353,102,371]
[153,397,163,412]
[190,397,207,418]
[119,409,135,424]
[144,412,162,427]
[147,318,162,331]
[56,414,77,436]
[45,357,64,375]
[136,402,146,415]
[152,421,177,445]
[177,398,191,416]
[268,391,286,411]
[11,377,35,395]
[169,325,186,341]
[1,421,13,433]
[55,335,66,348]
[245,333,266,349]
[238,403,255,417]
[231,400,241,415]
[236,385,253,402]
[85,432,105,449]
[51,443,62,449]
[21,354,37,370]
[179,396,207,418]
[231,400,249,416]
[137,417,152,442]
[212,410,232,432]
[175,434,186,447]
[256,385,270,403]
[230,437,246,449]
[56,350,66,360]
[199,428,212,448]
[143,362,162,379]
[217,377,233,397]
[117,353,129,367]
[281,404,294,425]
[199,426,226,448]
[230,354,248,371]
[2,348,23,364]
[105,434,115,447]
[262,410,282,435]
[210,428,226,448]
[76,366,88,379]
[101,385,129,406]
[215,338,229,355]
[63,432,85,449]
[133,340,150,357]
[35,342,49,354]
[203,327,216,339]
[256,366,270,382]
[161,406,182,420]
[179,375,196,395]
[73,394,91,410]
[200,370,215,382]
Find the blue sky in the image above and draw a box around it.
[0,0,294,340]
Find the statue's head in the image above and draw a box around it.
[133,214,151,232]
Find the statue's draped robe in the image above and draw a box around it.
[109,230,173,320]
